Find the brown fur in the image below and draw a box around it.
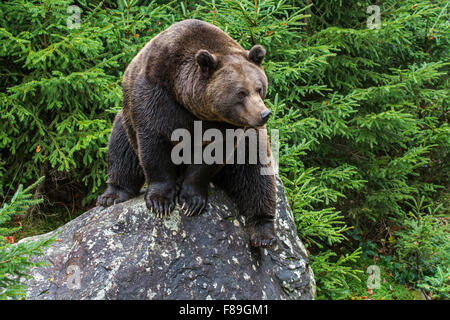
[98,19,277,248]
[122,19,269,132]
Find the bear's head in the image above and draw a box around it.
[196,45,271,128]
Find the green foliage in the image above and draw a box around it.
[389,196,449,297]
[418,266,450,300]
[0,0,448,299]
[0,0,172,203]
[0,177,54,300]
[343,255,422,300]
[310,248,363,300]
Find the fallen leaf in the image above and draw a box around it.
[4,235,15,244]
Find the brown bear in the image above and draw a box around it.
[97,19,277,247]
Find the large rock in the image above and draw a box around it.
[22,176,315,300]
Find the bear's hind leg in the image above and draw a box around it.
[97,112,145,207]
[213,162,277,248]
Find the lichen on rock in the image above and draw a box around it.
[22,176,315,300]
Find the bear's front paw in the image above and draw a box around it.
[178,182,207,217]
[97,184,134,207]
[145,182,176,218]
[249,222,276,248]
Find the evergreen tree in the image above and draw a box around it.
[0,177,53,300]
[0,0,448,299]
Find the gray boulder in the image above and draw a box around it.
[22,176,315,300]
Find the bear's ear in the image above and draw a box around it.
[248,45,266,65]
[196,50,218,74]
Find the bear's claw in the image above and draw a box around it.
[178,195,207,216]
[147,198,174,218]
[178,183,207,216]
[97,185,134,207]
[145,183,176,218]
[249,221,277,248]
[250,235,276,248]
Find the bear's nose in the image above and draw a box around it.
[261,110,272,123]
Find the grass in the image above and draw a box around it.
[15,207,85,240]
[346,257,426,300]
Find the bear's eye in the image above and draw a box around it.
[256,88,263,96]
[237,91,247,100]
